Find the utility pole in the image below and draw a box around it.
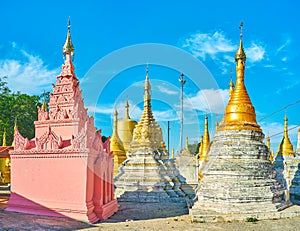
[179,73,186,152]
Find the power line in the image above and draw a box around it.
[269,124,300,138]
[258,99,300,122]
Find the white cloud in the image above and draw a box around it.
[245,43,265,62]
[153,109,178,121]
[276,39,291,53]
[281,57,287,62]
[0,46,59,95]
[264,64,275,68]
[181,31,266,73]
[87,105,114,115]
[182,31,235,60]
[157,85,178,95]
[185,89,229,114]
[88,101,179,123]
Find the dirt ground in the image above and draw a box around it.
[1,199,300,231]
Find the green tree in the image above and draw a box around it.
[0,77,40,145]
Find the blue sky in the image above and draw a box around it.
[0,0,299,153]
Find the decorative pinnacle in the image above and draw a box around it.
[185,136,189,150]
[114,109,118,123]
[63,17,75,56]
[235,21,246,62]
[239,21,243,39]
[2,129,7,147]
[284,115,288,136]
[144,65,151,92]
[14,117,18,131]
[125,98,130,119]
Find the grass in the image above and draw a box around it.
[246,217,259,222]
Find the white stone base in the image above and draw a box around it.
[191,130,286,222]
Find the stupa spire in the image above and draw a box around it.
[276,116,295,157]
[60,18,77,77]
[199,116,210,161]
[11,117,18,146]
[266,136,271,151]
[2,129,7,147]
[110,109,124,153]
[63,17,74,57]
[141,66,154,126]
[41,99,47,112]
[218,22,261,132]
[266,136,274,162]
[124,98,130,119]
[185,137,189,150]
[129,66,167,153]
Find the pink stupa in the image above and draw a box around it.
[6,19,118,223]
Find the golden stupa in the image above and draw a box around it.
[198,116,210,161]
[117,100,137,153]
[276,116,296,157]
[2,130,6,147]
[110,109,126,176]
[218,23,261,132]
[266,136,274,162]
[129,68,167,153]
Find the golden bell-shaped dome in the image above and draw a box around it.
[218,22,261,132]
[117,100,137,152]
[276,116,295,157]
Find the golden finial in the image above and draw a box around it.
[11,117,18,147]
[141,65,154,124]
[215,121,219,130]
[198,135,203,157]
[235,21,246,62]
[218,22,261,132]
[266,136,274,162]
[2,129,7,147]
[144,65,151,92]
[276,115,295,157]
[172,147,175,159]
[270,150,274,162]
[125,98,130,119]
[266,136,271,151]
[41,99,47,112]
[199,116,210,161]
[14,117,18,131]
[63,17,75,57]
[41,90,48,112]
[185,137,189,150]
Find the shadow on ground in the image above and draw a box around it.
[0,209,96,231]
[100,202,189,223]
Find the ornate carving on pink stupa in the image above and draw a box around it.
[6,19,118,223]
